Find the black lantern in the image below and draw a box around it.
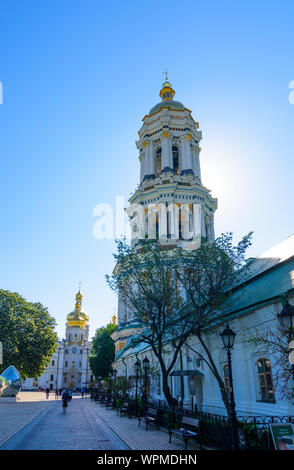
[112,369,117,378]
[219,322,239,450]
[134,360,140,417]
[143,357,150,371]
[109,369,113,379]
[277,301,294,336]
[220,323,236,349]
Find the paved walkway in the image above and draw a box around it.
[0,393,200,450]
[88,400,199,450]
[0,391,55,448]
[1,397,127,450]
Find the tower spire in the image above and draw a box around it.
[75,289,83,312]
[159,73,175,101]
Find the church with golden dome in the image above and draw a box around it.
[22,290,93,391]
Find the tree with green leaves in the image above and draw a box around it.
[106,233,252,412]
[89,322,116,379]
[0,289,57,378]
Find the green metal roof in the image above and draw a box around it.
[149,100,185,115]
[223,256,294,318]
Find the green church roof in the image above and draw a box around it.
[149,100,185,115]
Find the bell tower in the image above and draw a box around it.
[114,79,217,336]
[126,78,217,251]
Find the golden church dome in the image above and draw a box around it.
[66,290,89,328]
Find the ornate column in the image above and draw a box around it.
[137,204,145,239]
[147,204,157,240]
[174,203,180,239]
[161,130,173,173]
[139,154,144,182]
[195,144,201,179]
[168,137,173,170]
[201,210,206,238]
[193,203,201,246]
[159,203,167,239]
[192,145,201,179]
[181,134,193,175]
[167,203,175,238]
[180,136,187,173]
[142,140,155,180]
[180,204,191,240]
[210,214,215,240]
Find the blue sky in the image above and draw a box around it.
[0,0,293,339]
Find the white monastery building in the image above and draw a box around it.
[22,290,93,391]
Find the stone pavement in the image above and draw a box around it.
[1,396,128,450]
[0,391,55,448]
[87,400,199,450]
[0,392,200,450]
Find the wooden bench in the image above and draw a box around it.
[105,399,114,409]
[97,397,107,405]
[138,408,158,431]
[168,416,200,450]
[117,401,131,417]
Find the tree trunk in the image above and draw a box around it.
[161,370,177,407]
[197,332,231,416]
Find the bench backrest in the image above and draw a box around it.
[123,402,129,407]
[182,416,199,428]
[147,408,157,416]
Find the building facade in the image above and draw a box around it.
[22,290,93,391]
[111,79,294,417]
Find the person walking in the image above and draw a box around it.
[45,387,50,399]
[81,387,85,399]
[68,388,73,402]
[62,389,70,414]
[55,388,58,399]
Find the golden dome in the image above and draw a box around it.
[66,290,89,328]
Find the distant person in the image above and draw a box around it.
[45,387,50,399]
[68,389,73,401]
[81,387,85,398]
[62,389,70,413]
[55,388,58,399]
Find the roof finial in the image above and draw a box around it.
[163,69,169,82]
[78,280,82,293]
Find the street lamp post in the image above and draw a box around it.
[277,301,294,380]
[220,323,239,450]
[113,369,117,400]
[142,357,150,415]
[85,347,91,395]
[135,360,141,417]
[55,339,65,395]
[109,369,113,398]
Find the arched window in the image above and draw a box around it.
[257,358,275,402]
[156,147,162,175]
[172,146,179,174]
